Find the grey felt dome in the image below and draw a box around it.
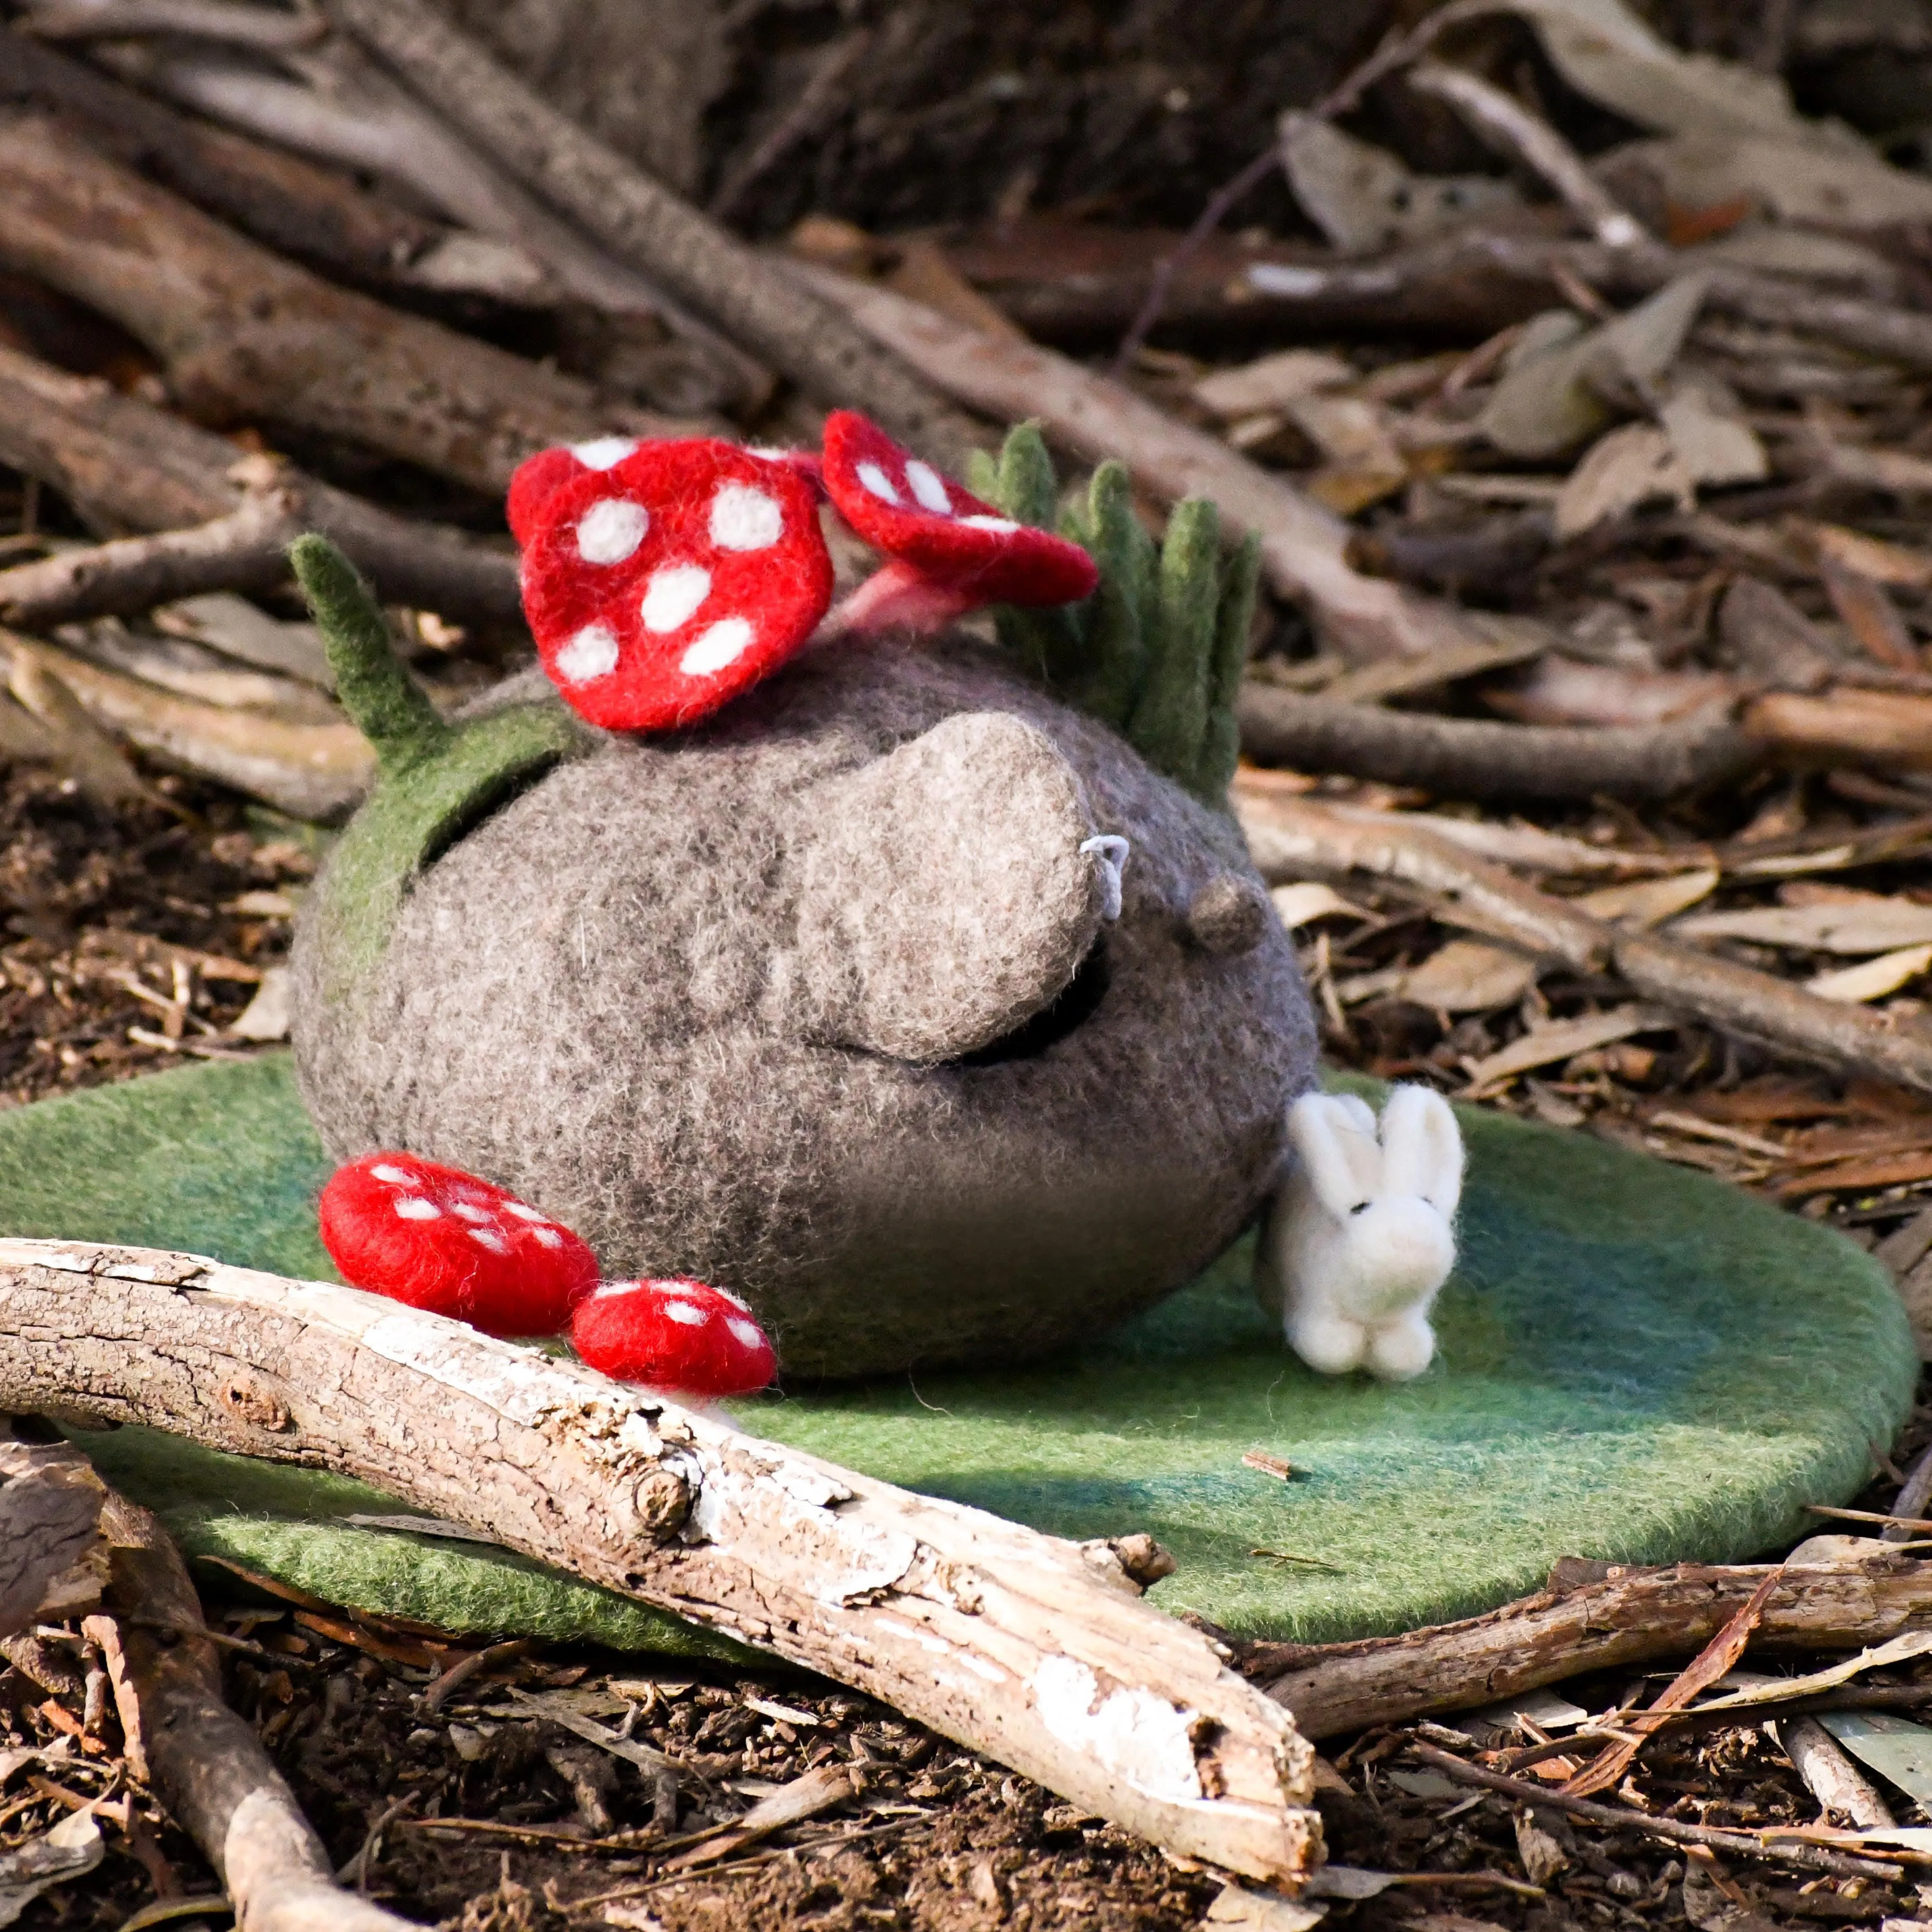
[292,637,1318,1376]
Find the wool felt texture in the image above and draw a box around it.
[966,426,1260,809]
[572,1278,777,1397]
[291,629,1312,1379]
[0,1056,1911,1648]
[820,411,1099,606]
[319,1151,598,1338]
[518,438,834,732]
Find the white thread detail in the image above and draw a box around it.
[570,436,637,469]
[680,617,754,676]
[665,1301,709,1327]
[556,623,619,683]
[393,1197,441,1221]
[641,564,712,634]
[1081,834,1131,922]
[961,514,1020,533]
[709,482,784,551]
[575,498,648,564]
[904,460,951,515]
[467,1227,509,1254]
[857,461,900,505]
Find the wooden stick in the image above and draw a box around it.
[1237,685,1756,802]
[0,1239,1320,1887]
[1407,1744,1905,1883]
[1405,63,1646,249]
[1266,1558,1932,1740]
[795,264,1506,665]
[0,112,690,497]
[1778,1717,1896,1832]
[95,1485,418,1931]
[0,1443,105,1638]
[0,346,522,624]
[1235,786,1932,1096]
[321,0,984,471]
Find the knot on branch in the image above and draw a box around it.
[217,1376,293,1434]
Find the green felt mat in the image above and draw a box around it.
[1,1055,1914,1650]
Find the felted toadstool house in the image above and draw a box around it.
[0,424,1912,1660]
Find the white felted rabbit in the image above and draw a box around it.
[1256,1085,1465,1381]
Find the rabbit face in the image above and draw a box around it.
[293,633,1318,1377]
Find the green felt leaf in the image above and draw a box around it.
[0,1057,1912,1651]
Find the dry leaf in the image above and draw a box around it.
[1194,350,1353,418]
[1279,113,1517,253]
[1288,395,1407,514]
[1806,944,1932,1002]
[1674,900,1932,954]
[1269,883,1368,930]
[1397,939,1540,1014]
[1801,522,1932,591]
[1575,869,1719,927]
[1660,384,1768,488]
[1463,1006,1672,1090]
[1206,1882,1327,1932]
[227,965,292,1043]
[0,1810,102,1928]
[1555,423,1689,539]
[1514,1813,1570,1886]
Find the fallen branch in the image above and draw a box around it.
[0,113,686,496]
[94,1481,417,1931]
[0,1240,1320,1887]
[0,1442,105,1637]
[321,0,984,470]
[1237,685,1755,802]
[1235,786,1932,1097]
[1265,1556,1932,1740]
[1407,1743,1904,1883]
[0,346,521,623]
[796,265,1508,664]
[0,492,298,631]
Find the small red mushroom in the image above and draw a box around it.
[319,1152,598,1338]
[819,410,1098,634]
[570,1277,777,1401]
[517,437,834,733]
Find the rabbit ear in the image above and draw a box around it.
[1287,1093,1380,1218]
[1379,1084,1465,1216]
[1332,1092,1378,1135]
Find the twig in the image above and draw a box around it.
[0,345,521,623]
[795,263,1502,663]
[1404,62,1646,248]
[708,29,871,223]
[1883,1443,1932,1546]
[0,1239,1319,1887]
[1235,786,1932,1097]
[95,1484,417,1930]
[1237,687,1755,802]
[1407,1743,1904,1882]
[20,0,324,46]
[321,0,984,469]
[1778,1717,1895,1832]
[0,493,298,631]
[0,112,685,497]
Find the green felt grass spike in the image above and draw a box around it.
[288,537,448,776]
[975,425,1254,808]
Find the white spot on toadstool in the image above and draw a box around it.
[450,1202,492,1224]
[716,1287,750,1311]
[727,1317,764,1349]
[371,1164,415,1186]
[502,1202,547,1223]
[467,1227,509,1254]
[576,498,649,564]
[570,436,637,470]
[709,482,784,552]
[665,1301,709,1326]
[591,1280,635,1300]
[904,460,951,515]
[556,622,619,683]
[531,1227,563,1249]
[961,515,1021,533]
[857,461,900,505]
[393,1197,441,1221]
[641,564,712,634]
[679,617,754,676]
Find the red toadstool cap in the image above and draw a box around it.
[820,410,1098,607]
[319,1152,598,1339]
[518,438,834,733]
[570,1278,777,1401]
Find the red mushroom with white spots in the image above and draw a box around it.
[506,435,651,548]
[570,1277,777,1403]
[819,410,1099,634]
[319,1151,598,1338]
[518,437,834,732]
